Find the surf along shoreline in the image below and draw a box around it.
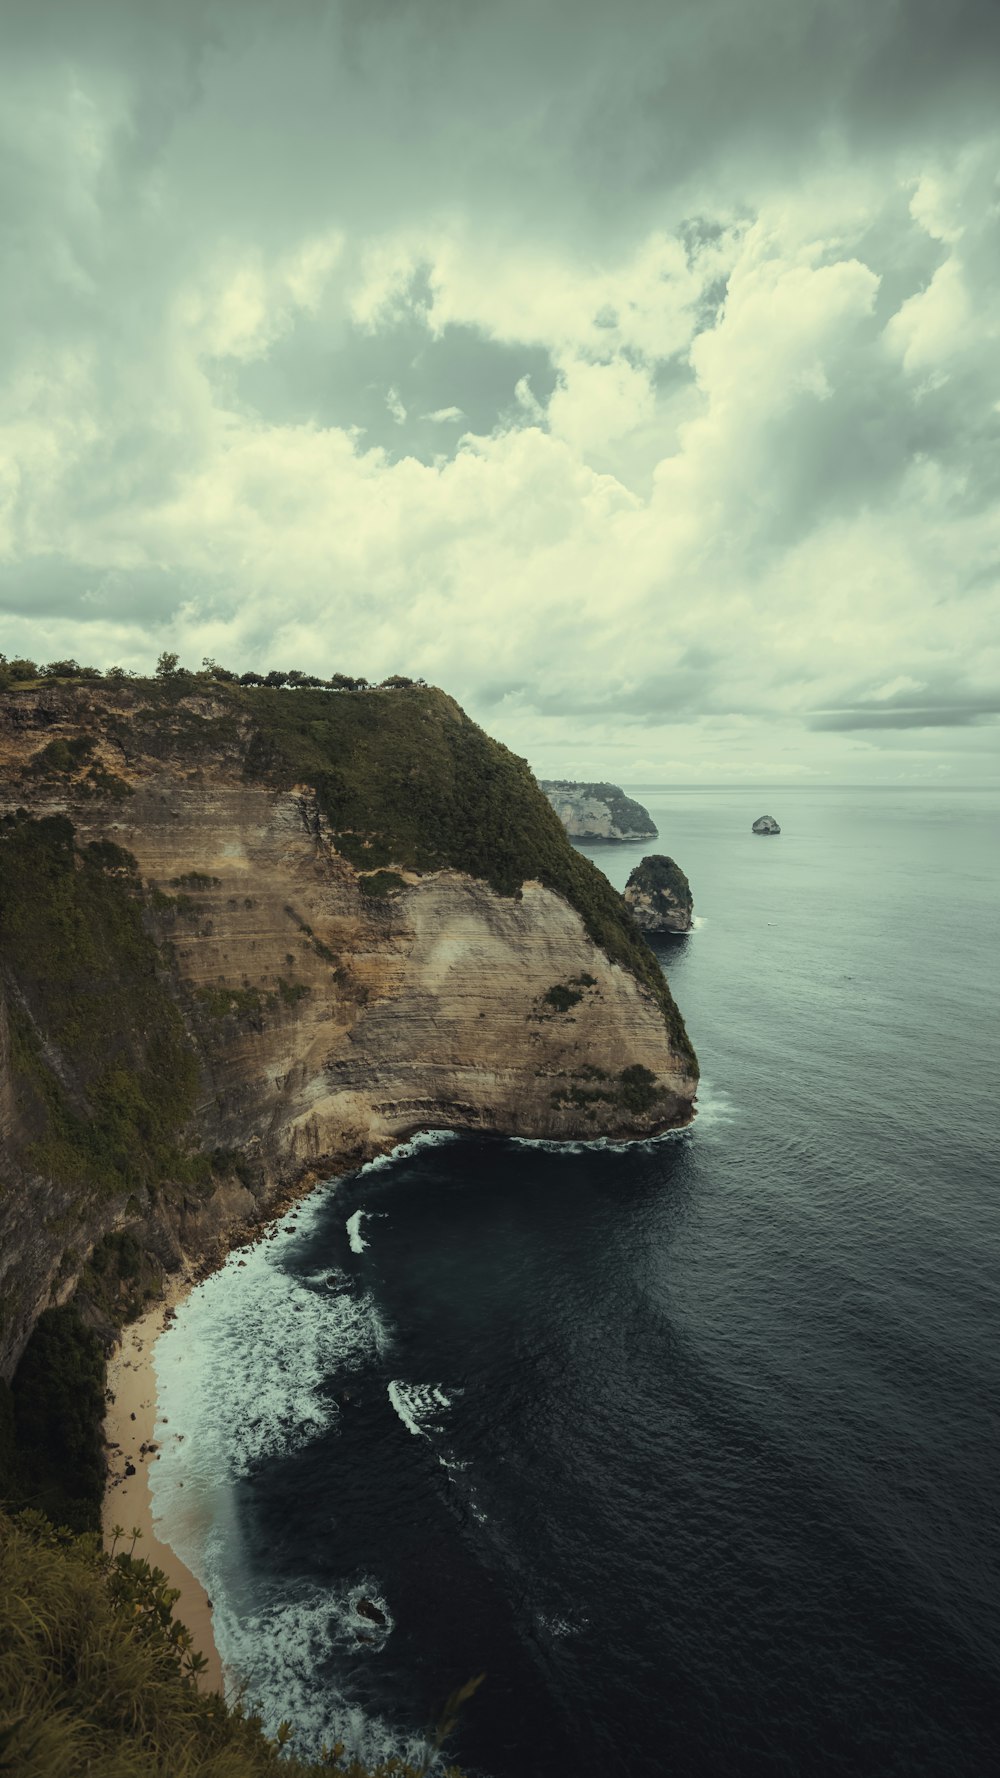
[100,1150,370,1694]
[103,1276,226,1691]
[100,1105,698,1696]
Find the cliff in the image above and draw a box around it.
[0,680,697,1378]
[624,855,694,934]
[540,780,658,842]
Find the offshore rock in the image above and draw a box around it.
[0,681,698,1376]
[624,855,693,934]
[752,815,781,834]
[540,780,657,842]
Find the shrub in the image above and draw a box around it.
[0,1508,474,1777]
[618,1063,658,1113]
[543,983,583,1013]
[358,870,406,898]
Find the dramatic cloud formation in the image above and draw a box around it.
[2,0,998,779]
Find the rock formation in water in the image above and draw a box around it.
[540,780,658,842]
[752,815,781,834]
[624,855,693,934]
[0,678,698,1376]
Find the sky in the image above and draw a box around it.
[2,0,999,783]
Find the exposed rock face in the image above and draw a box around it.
[624,855,693,934]
[752,815,781,834]
[0,683,698,1376]
[540,780,657,842]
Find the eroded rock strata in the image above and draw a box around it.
[0,681,697,1376]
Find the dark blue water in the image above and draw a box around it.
[155,786,1000,1776]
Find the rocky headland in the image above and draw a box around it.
[624,854,694,934]
[0,679,698,1384]
[540,779,658,842]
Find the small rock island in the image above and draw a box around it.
[541,780,658,842]
[752,815,781,834]
[624,854,694,934]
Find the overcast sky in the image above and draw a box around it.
[2,0,999,782]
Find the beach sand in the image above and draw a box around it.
[102,1283,225,1694]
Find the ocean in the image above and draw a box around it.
[150,785,1000,1776]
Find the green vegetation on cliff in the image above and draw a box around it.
[626,854,692,901]
[0,1306,105,1534]
[0,813,203,1200]
[0,1508,469,1777]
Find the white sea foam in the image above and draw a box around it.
[357,1128,461,1178]
[691,1079,738,1133]
[208,1581,434,1764]
[346,1209,368,1253]
[147,1175,417,1759]
[692,913,708,931]
[387,1380,456,1438]
[149,1177,389,1585]
[510,1124,690,1156]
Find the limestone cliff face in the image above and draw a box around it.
[0,683,697,1376]
[540,781,658,843]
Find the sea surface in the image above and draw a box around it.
[151,785,1000,1777]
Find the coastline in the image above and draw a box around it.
[102,1275,225,1694]
[96,1110,696,1705]
[97,1150,370,1698]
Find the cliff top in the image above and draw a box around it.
[0,677,693,1063]
[626,854,692,899]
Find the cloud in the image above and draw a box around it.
[0,0,999,782]
[385,386,407,425]
[809,674,1000,730]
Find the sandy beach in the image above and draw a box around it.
[102,1281,225,1694]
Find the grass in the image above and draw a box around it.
[0,1508,471,1776]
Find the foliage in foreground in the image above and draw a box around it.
[0,1507,470,1778]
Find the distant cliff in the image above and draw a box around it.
[540,780,658,842]
[0,680,697,1377]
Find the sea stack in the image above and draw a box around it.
[752,815,781,834]
[624,855,693,934]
